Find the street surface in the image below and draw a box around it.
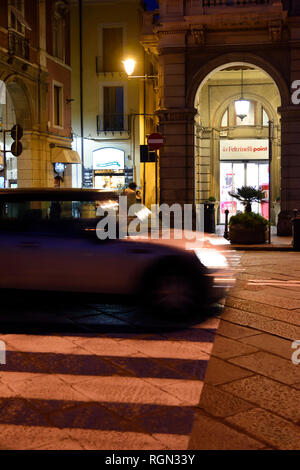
[190,251,300,450]
[0,291,223,450]
[0,251,300,450]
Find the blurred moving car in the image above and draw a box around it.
[0,189,236,316]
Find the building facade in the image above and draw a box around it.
[70,0,158,206]
[141,0,300,229]
[0,0,75,189]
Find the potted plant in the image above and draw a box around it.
[229,186,265,213]
[229,211,269,244]
[228,186,269,244]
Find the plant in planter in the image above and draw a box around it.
[229,212,269,244]
[229,186,265,213]
[228,186,269,244]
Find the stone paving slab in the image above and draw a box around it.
[189,251,300,450]
[225,408,300,450]
[217,320,261,340]
[225,297,300,326]
[203,357,254,386]
[221,375,300,423]
[239,332,294,360]
[209,335,258,359]
[229,351,300,385]
[197,383,255,418]
[188,411,265,450]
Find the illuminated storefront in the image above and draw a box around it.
[93,148,126,190]
[219,139,269,223]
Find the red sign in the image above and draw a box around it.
[147,132,164,150]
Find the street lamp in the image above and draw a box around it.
[235,68,250,121]
[122,58,136,76]
[122,57,157,80]
[122,57,159,205]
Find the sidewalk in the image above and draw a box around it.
[188,250,300,450]
[216,225,293,251]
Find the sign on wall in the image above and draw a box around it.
[220,139,269,160]
[93,148,125,170]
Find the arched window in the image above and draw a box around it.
[221,108,229,128]
[53,1,68,61]
[262,107,269,126]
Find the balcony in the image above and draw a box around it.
[152,0,282,20]
[96,56,126,76]
[185,0,281,16]
[97,114,130,135]
[203,0,272,5]
[8,30,29,61]
[142,0,285,43]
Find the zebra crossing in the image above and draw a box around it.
[0,309,221,450]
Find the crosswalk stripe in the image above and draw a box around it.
[0,424,189,450]
[0,373,204,406]
[1,334,216,359]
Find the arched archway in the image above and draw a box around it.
[0,76,33,187]
[5,76,33,130]
[192,61,282,226]
[187,52,289,109]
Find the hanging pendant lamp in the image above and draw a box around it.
[235,68,250,121]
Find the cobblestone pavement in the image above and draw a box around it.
[189,251,300,450]
[0,293,223,450]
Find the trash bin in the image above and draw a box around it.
[293,216,300,251]
[204,203,216,233]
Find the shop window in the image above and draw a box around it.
[9,0,25,35]
[221,109,229,128]
[53,84,63,127]
[102,27,123,72]
[235,101,255,126]
[93,148,125,191]
[262,108,269,126]
[103,86,124,131]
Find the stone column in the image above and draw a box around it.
[279,105,300,212]
[195,128,212,204]
[156,107,196,207]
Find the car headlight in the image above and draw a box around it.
[194,249,228,268]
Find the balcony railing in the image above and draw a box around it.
[203,0,272,5]
[8,30,29,61]
[97,114,130,134]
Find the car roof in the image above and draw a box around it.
[0,188,120,202]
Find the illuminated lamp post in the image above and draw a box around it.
[122,58,158,205]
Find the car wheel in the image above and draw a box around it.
[141,267,205,317]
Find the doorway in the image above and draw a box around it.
[220,161,269,223]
